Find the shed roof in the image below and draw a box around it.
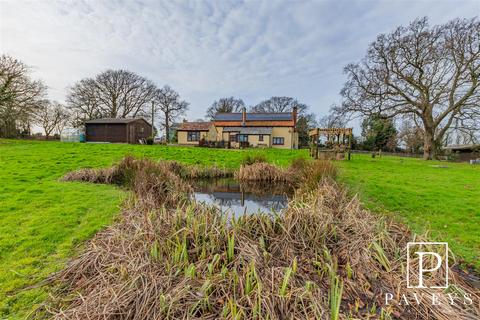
[223,127,273,135]
[444,144,480,150]
[178,121,212,131]
[214,112,293,121]
[85,118,149,124]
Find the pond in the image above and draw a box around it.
[191,178,294,217]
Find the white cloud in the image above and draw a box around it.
[1,0,478,128]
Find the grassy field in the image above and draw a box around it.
[0,139,479,318]
[337,154,480,270]
[0,139,305,318]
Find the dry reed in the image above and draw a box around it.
[41,157,479,320]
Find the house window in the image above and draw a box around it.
[229,134,238,142]
[273,137,284,145]
[239,134,248,142]
[259,134,264,141]
[187,131,200,141]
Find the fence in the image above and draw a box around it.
[350,149,423,158]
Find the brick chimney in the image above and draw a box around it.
[242,107,246,126]
[292,106,298,126]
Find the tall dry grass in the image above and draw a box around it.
[235,157,337,189]
[43,157,480,319]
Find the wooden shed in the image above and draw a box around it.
[85,118,152,144]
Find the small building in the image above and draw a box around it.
[176,121,213,145]
[177,108,298,149]
[444,144,480,162]
[85,118,152,144]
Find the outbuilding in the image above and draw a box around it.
[85,118,152,144]
[444,144,480,162]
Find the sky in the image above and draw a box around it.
[1,0,479,132]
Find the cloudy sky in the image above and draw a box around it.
[1,0,478,128]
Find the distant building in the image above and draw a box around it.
[85,118,152,144]
[444,144,480,162]
[177,108,298,149]
[176,121,213,145]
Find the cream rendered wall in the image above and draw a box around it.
[271,127,296,149]
[247,134,270,147]
[206,125,217,141]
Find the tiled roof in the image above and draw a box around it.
[85,118,148,124]
[178,121,212,131]
[214,112,293,121]
[223,127,273,134]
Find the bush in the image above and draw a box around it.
[241,153,268,166]
[146,137,154,145]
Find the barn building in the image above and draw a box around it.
[85,118,152,144]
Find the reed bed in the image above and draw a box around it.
[63,155,232,184]
[235,157,337,187]
[44,157,479,319]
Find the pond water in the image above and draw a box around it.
[191,178,294,217]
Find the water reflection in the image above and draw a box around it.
[191,178,293,217]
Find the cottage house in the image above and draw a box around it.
[177,108,298,149]
[176,121,214,145]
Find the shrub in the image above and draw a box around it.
[235,162,289,182]
[241,153,268,166]
[146,137,154,145]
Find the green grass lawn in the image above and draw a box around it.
[337,154,480,270]
[0,139,305,319]
[1,139,479,318]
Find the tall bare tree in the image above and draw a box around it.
[67,69,157,125]
[154,85,189,142]
[206,97,245,119]
[336,17,480,159]
[0,55,46,137]
[250,96,309,114]
[34,100,70,140]
[66,78,102,127]
[318,112,346,128]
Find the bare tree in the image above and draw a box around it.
[250,96,308,114]
[154,85,189,142]
[66,78,102,127]
[318,111,347,128]
[35,101,70,139]
[397,118,425,153]
[66,69,157,125]
[336,17,480,159]
[0,55,46,137]
[206,97,245,119]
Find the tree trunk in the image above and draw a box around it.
[165,111,170,142]
[165,120,170,142]
[423,129,436,160]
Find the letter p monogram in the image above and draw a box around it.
[407,242,448,289]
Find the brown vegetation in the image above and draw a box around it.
[235,157,337,188]
[42,157,479,319]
